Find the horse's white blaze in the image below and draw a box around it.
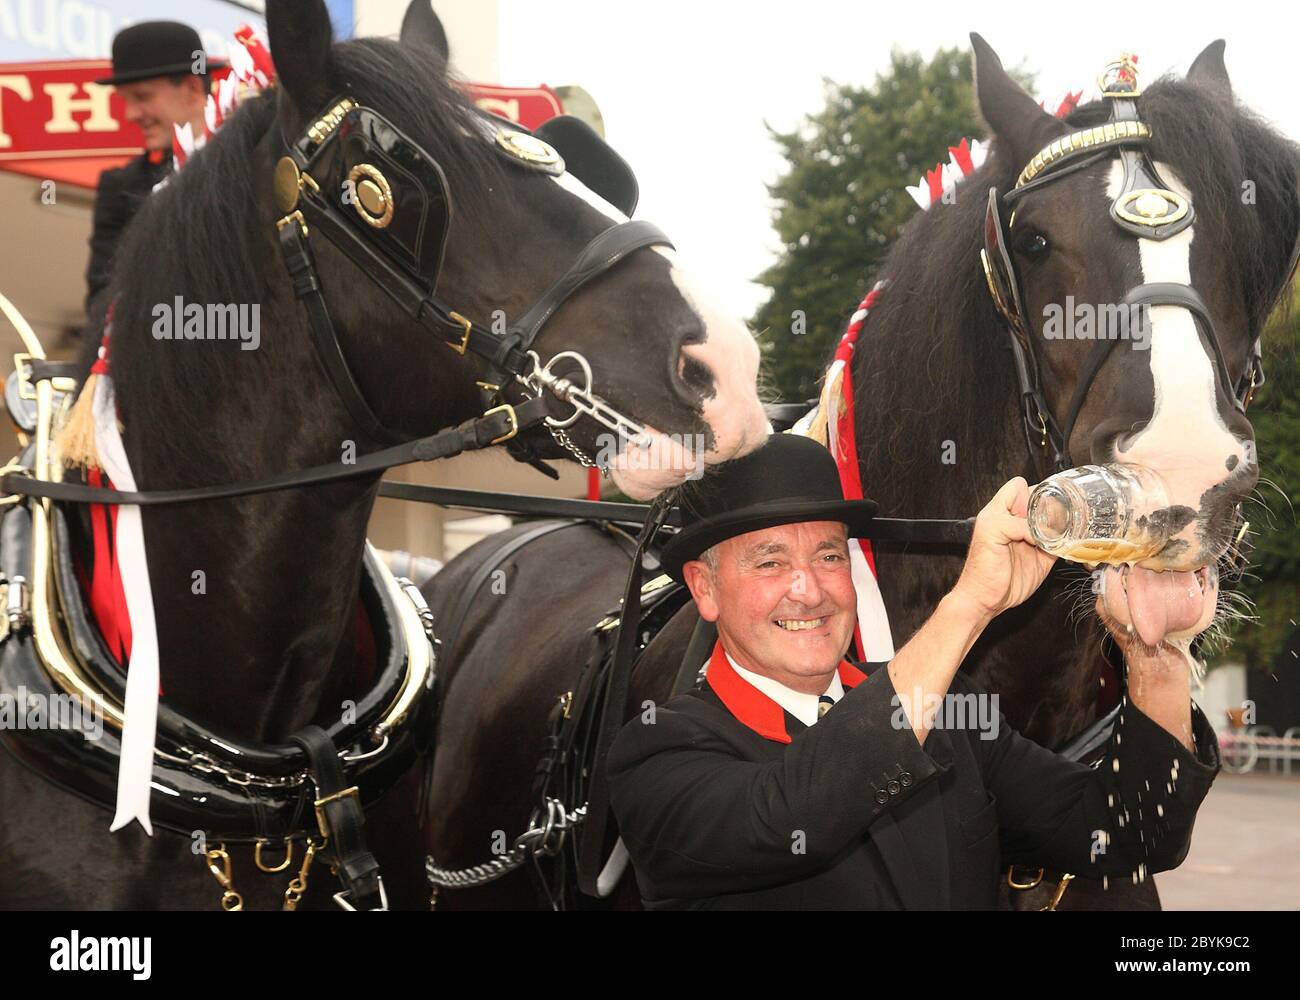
[546,170,767,499]
[656,244,769,450]
[1104,161,1248,565]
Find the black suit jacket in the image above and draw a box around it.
[608,647,1219,909]
[85,151,171,333]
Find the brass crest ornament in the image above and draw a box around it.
[273,156,301,213]
[347,163,395,229]
[494,129,565,175]
[1115,187,1189,227]
[1099,52,1142,98]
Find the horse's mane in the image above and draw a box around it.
[102,38,507,471]
[847,74,1300,518]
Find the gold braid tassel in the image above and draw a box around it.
[53,372,103,470]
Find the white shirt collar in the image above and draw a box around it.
[725,650,844,729]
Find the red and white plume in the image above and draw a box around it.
[172,24,276,172]
[904,137,989,210]
[904,83,1089,211]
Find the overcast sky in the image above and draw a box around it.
[495,0,1300,322]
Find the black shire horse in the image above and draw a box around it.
[418,36,1299,910]
[0,0,765,910]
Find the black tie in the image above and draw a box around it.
[817,695,835,719]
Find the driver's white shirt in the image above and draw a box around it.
[724,650,844,729]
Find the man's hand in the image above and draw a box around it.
[952,477,1057,619]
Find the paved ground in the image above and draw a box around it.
[1158,770,1300,909]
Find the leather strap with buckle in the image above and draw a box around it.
[290,725,386,911]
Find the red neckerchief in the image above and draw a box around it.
[705,639,866,744]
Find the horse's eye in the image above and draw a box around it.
[1017,232,1050,258]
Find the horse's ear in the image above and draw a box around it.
[970,32,1063,172]
[401,0,450,64]
[1188,40,1232,96]
[267,0,334,118]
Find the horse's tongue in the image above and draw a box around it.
[1126,567,1201,646]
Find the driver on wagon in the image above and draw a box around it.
[608,433,1219,910]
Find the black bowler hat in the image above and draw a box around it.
[96,21,227,86]
[659,433,877,581]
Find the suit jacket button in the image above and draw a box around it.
[887,779,901,795]
[875,789,889,805]
[900,771,913,787]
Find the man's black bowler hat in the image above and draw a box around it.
[96,21,227,86]
[659,432,877,582]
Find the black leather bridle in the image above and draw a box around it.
[980,56,1268,474]
[272,94,674,453]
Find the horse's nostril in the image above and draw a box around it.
[674,351,714,403]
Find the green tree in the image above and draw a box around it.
[751,46,996,402]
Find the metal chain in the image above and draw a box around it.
[155,746,310,790]
[515,384,603,470]
[514,350,653,471]
[426,850,528,890]
[425,799,586,891]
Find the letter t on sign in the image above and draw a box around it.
[0,76,35,149]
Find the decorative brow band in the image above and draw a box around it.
[1016,120,1152,188]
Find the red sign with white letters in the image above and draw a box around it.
[0,59,565,188]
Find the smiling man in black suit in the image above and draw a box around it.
[608,433,1219,909]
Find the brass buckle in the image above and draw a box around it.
[445,311,472,355]
[276,210,309,238]
[1007,865,1044,890]
[485,403,519,445]
[312,785,360,840]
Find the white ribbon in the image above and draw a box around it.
[92,375,159,836]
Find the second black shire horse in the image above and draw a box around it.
[419,36,1299,909]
